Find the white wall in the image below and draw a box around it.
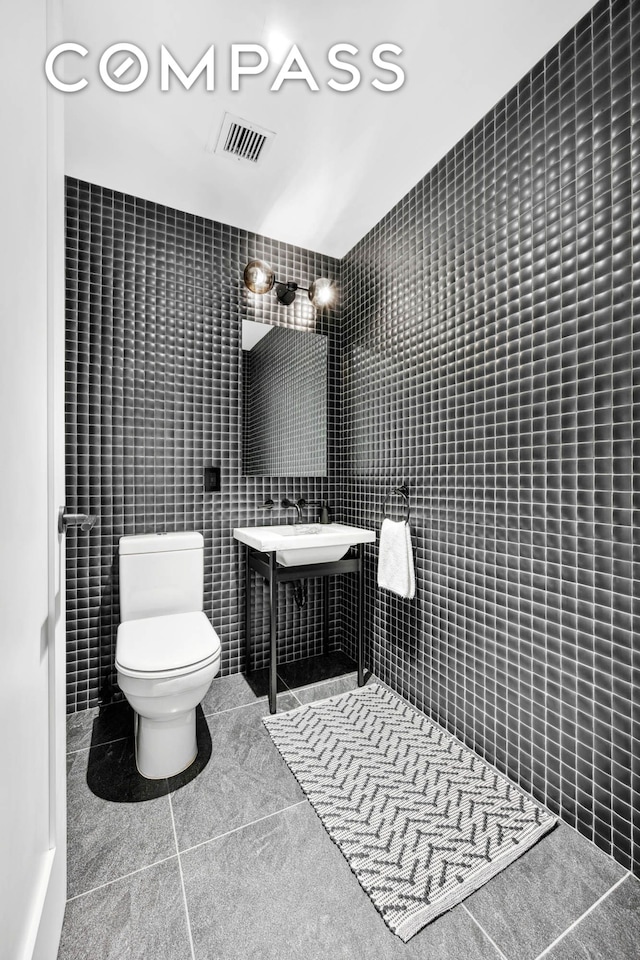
[0,1,66,957]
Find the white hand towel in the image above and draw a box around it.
[377,518,415,599]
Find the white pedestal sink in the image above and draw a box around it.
[233,522,376,566]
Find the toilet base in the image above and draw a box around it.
[134,709,197,779]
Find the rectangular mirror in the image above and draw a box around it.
[242,320,327,476]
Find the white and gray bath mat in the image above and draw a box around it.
[264,683,556,942]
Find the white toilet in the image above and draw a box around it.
[115,532,221,779]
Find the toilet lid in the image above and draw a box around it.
[116,611,220,674]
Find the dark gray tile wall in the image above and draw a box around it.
[243,326,327,476]
[64,178,341,711]
[339,0,639,876]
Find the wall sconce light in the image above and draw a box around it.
[243,260,337,308]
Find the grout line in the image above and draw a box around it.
[288,687,303,706]
[178,799,308,858]
[66,734,129,756]
[169,792,197,960]
[533,872,631,960]
[273,670,309,703]
[201,697,268,720]
[167,788,180,859]
[66,852,179,902]
[201,669,333,720]
[277,673,297,697]
[462,904,510,960]
[200,686,298,720]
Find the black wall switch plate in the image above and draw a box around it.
[204,466,221,492]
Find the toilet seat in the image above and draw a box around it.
[116,611,221,680]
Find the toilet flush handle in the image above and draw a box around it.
[58,507,98,534]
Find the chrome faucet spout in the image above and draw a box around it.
[281,497,306,523]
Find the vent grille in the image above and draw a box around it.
[224,123,266,162]
[209,113,275,166]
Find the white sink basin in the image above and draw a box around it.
[233,522,376,567]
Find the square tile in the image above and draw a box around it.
[66,740,176,898]
[465,824,627,960]
[544,875,640,960]
[169,694,303,850]
[58,858,191,960]
[181,801,503,960]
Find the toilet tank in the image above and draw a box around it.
[119,532,204,622]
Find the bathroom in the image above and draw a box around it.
[3,0,640,957]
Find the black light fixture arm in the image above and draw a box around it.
[243,259,337,308]
[272,277,311,293]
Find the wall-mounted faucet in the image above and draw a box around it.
[281,497,306,523]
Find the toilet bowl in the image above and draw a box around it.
[116,532,221,779]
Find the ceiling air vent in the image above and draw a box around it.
[209,113,275,166]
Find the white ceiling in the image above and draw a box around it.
[63,0,595,258]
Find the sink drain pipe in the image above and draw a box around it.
[291,579,308,609]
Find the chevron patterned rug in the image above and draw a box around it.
[264,683,556,942]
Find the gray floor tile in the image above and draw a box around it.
[543,875,640,960]
[199,656,361,716]
[200,669,276,715]
[181,801,503,960]
[67,740,176,898]
[66,701,133,754]
[465,823,628,960]
[170,693,304,850]
[200,659,356,716]
[58,858,191,960]
[291,671,383,705]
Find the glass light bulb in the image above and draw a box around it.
[244,260,275,295]
[309,278,337,308]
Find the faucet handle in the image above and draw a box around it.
[318,499,332,523]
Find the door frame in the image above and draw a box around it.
[31,0,67,955]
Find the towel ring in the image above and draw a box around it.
[382,484,410,523]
